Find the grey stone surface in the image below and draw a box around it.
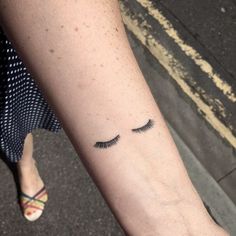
[0,129,125,236]
[219,170,236,204]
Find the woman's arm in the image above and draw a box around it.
[0,1,228,235]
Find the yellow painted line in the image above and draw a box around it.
[120,2,236,148]
[136,0,236,103]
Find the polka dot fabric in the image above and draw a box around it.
[0,27,62,163]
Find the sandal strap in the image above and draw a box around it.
[22,204,44,211]
[21,191,47,206]
[20,186,47,205]
[21,185,46,200]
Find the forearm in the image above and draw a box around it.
[0,1,228,235]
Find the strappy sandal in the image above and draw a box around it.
[20,185,48,221]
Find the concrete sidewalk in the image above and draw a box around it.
[0,129,125,236]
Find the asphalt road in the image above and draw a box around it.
[159,0,236,80]
[0,129,125,236]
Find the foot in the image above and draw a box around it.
[17,157,45,197]
[17,157,48,221]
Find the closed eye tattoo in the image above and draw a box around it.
[94,134,120,149]
[131,119,154,133]
[93,119,154,149]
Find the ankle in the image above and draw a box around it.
[17,158,37,179]
[17,157,36,167]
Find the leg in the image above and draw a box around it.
[17,133,44,195]
[0,1,229,235]
[17,133,46,219]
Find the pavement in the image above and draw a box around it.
[0,0,236,235]
[0,129,125,236]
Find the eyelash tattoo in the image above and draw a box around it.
[93,119,154,149]
[94,134,120,149]
[131,119,154,133]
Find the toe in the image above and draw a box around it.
[24,210,43,221]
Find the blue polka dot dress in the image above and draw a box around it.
[0,27,62,163]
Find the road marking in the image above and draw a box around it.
[136,0,236,102]
[120,2,236,148]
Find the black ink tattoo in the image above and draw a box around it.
[131,119,154,133]
[93,119,154,149]
[94,134,120,149]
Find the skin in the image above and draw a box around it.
[17,133,44,199]
[94,119,154,148]
[0,1,229,235]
